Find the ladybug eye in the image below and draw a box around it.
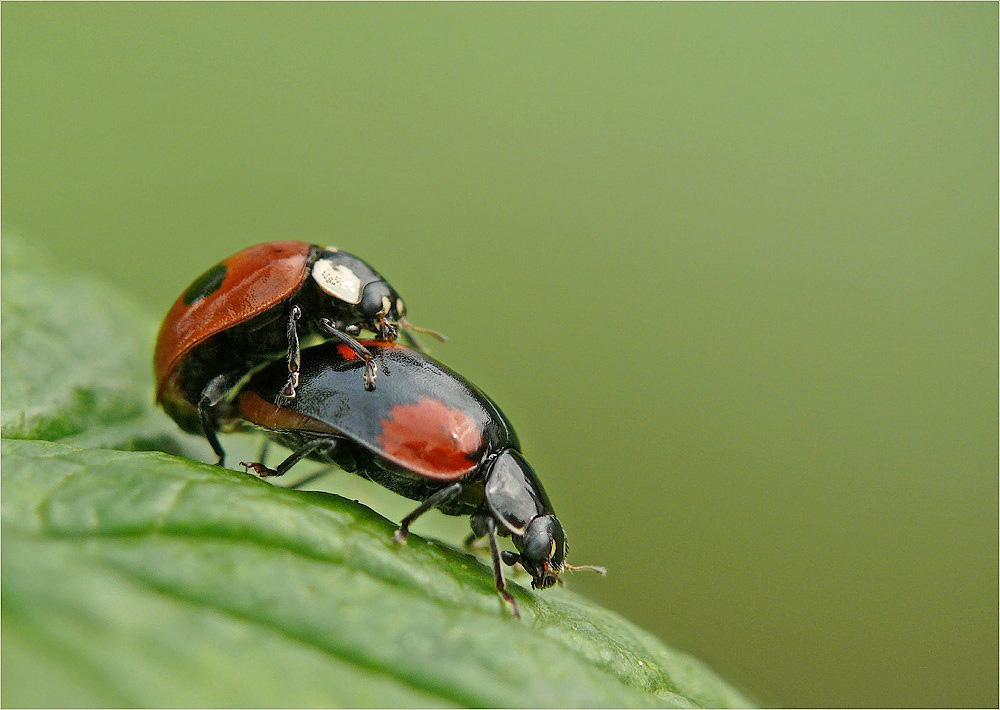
[359,283,391,318]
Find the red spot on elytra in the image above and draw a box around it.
[377,398,482,478]
[336,344,359,361]
[336,341,399,362]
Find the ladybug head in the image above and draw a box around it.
[358,282,404,341]
[484,450,564,590]
[500,515,607,590]
[312,251,404,340]
[503,514,566,590]
[484,449,607,590]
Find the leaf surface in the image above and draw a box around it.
[2,440,751,708]
[1,235,182,452]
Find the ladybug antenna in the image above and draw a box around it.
[400,317,448,343]
[563,564,608,576]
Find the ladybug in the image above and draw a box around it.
[154,241,443,466]
[229,341,604,616]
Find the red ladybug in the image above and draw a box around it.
[154,242,442,466]
[231,340,604,617]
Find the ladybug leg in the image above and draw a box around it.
[198,374,234,467]
[317,318,378,390]
[464,515,490,550]
[280,305,303,398]
[285,465,337,490]
[484,516,521,619]
[393,482,463,544]
[269,439,352,488]
[242,438,328,478]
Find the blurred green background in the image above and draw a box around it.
[3,3,996,707]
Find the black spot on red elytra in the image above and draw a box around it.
[182,262,227,305]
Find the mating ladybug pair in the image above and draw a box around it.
[154,241,602,615]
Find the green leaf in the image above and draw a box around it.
[2,439,752,708]
[0,235,183,453]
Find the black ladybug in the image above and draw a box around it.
[230,341,603,616]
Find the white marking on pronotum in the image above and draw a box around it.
[396,298,405,316]
[312,259,363,304]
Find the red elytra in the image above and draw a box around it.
[153,241,313,401]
